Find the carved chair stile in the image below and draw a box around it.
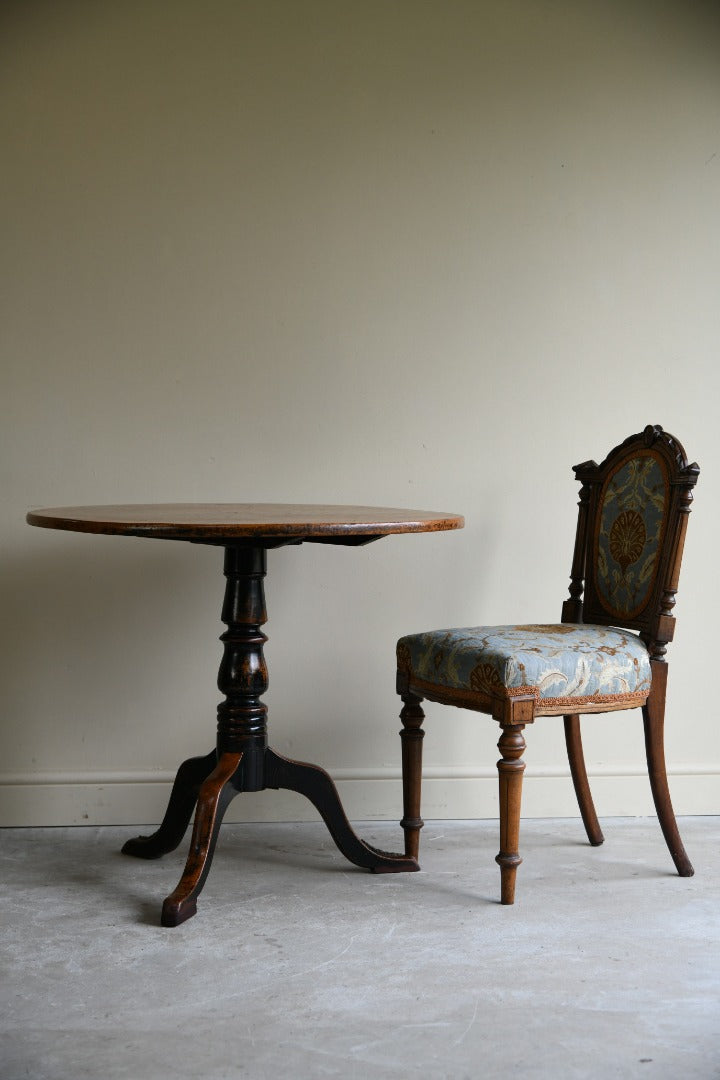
[395,426,700,904]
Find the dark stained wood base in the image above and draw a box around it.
[121,749,218,859]
[159,751,242,926]
[124,744,418,927]
[264,748,419,874]
[122,543,416,926]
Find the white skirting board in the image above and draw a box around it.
[0,765,717,827]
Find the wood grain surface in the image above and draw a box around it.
[26,503,464,541]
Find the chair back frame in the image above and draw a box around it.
[562,425,699,661]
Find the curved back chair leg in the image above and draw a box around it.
[564,714,604,846]
[495,723,526,904]
[399,693,425,860]
[643,661,694,877]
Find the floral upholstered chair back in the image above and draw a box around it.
[563,426,699,659]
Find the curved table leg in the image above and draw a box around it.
[161,752,243,927]
[121,749,218,859]
[265,748,418,874]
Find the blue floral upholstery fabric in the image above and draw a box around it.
[397,624,651,710]
[595,452,668,619]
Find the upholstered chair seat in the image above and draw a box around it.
[397,624,652,715]
[395,425,699,904]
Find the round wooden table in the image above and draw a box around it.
[27,503,464,925]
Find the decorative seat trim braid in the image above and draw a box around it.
[397,624,651,717]
[399,674,649,717]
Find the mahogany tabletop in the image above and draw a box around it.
[26,503,464,544]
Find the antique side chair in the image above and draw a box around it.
[395,425,699,903]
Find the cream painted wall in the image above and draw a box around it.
[2,0,718,827]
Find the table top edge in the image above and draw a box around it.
[26,503,465,539]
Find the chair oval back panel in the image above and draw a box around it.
[595,448,669,621]
[565,426,699,656]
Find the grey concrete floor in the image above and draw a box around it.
[1,818,719,1080]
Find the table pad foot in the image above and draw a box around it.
[161,897,197,927]
[265,748,418,873]
[121,748,218,860]
[366,844,420,874]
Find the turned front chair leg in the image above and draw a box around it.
[564,714,604,847]
[643,661,694,877]
[495,723,526,905]
[399,693,425,860]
